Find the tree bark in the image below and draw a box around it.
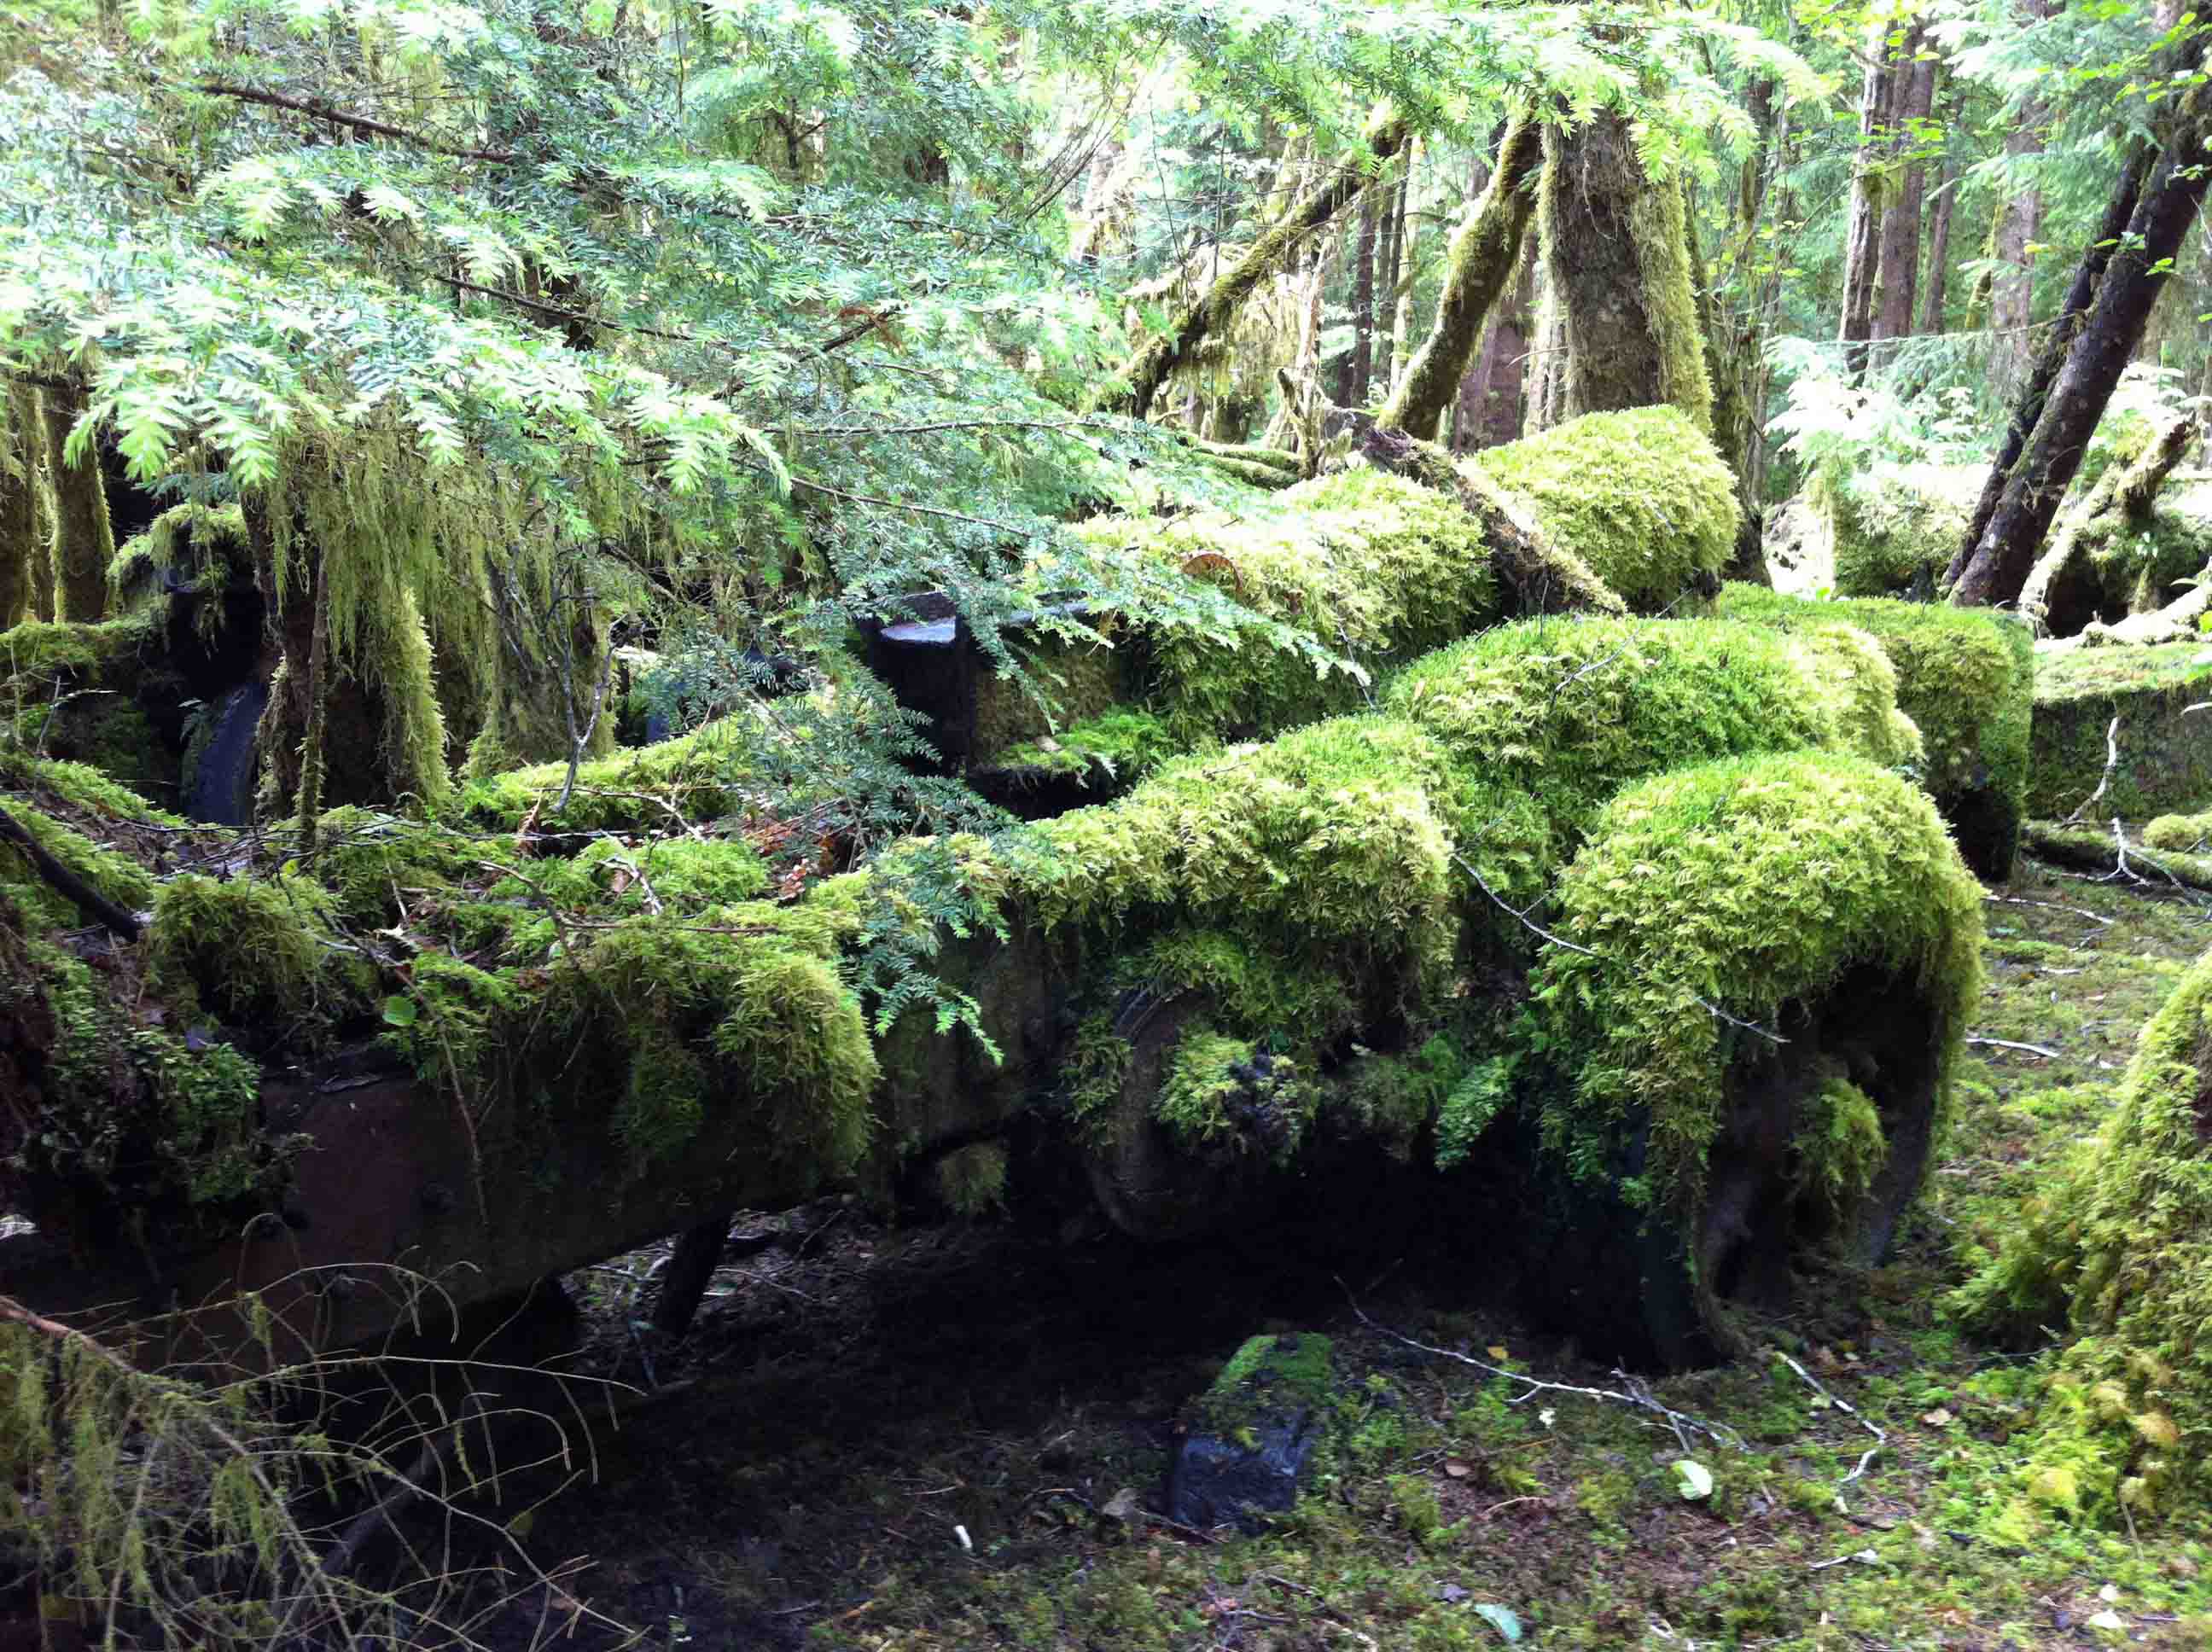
[1102,109,1410,420]
[1374,162,1408,393]
[1950,141,2155,585]
[1838,22,1901,375]
[1381,113,1541,442]
[1540,108,1713,431]
[1953,90,2212,608]
[1918,154,1959,337]
[1453,236,1538,453]
[1342,193,1379,407]
[1527,267,1568,436]
[0,384,44,627]
[1875,42,1938,345]
[1988,0,2064,398]
[2019,413,2195,632]
[38,385,113,624]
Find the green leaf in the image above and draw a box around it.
[382,995,419,1027]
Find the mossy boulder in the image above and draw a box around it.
[0,614,180,802]
[1529,751,1982,1360]
[2027,640,2212,821]
[2144,810,2212,852]
[1957,946,2212,1527]
[1168,1334,1336,1533]
[1821,462,1980,599]
[1716,586,2035,880]
[1472,406,1740,613]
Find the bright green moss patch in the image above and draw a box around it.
[1534,752,1982,1232]
[1077,466,1505,743]
[307,807,504,928]
[1473,407,1739,612]
[1383,616,1899,899]
[2144,810,2212,851]
[0,616,150,679]
[146,872,366,1027]
[451,714,762,834]
[1716,586,2035,879]
[1195,1333,1336,1433]
[995,708,1181,788]
[0,751,186,827]
[0,803,158,934]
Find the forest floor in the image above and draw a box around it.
[473,845,2212,1652]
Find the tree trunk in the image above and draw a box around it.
[1918,154,1959,336]
[1838,22,1901,375]
[1527,266,1568,436]
[0,385,45,628]
[1374,163,1408,393]
[1382,113,1541,442]
[2019,413,2195,632]
[1103,109,1410,420]
[1875,44,1938,346]
[1953,91,2212,608]
[1343,185,1381,406]
[38,385,113,624]
[1453,236,1538,453]
[1951,141,2155,584]
[1540,108,1714,431]
[1988,0,2064,399]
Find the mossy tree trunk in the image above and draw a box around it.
[1526,270,1567,436]
[1101,108,1410,421]
[1874,42,1937,346]
[1954,80,2212,608]
[1837,21,1898,377]
[1380,113,1541,444]
[38,384,113,624]
[1540,108,1714,433]
[2019,413,2197,633]
[1338,192,1380,406]
[0,384,46,627]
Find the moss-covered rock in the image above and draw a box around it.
[1957,946,2212,1527]
[1821,462,1980,599]
[1472,407,1740,612]
[1169,1333,1336,1533]
[1531,751,1982,1356]
[2027,640,2212,821]
[1715,586,2035,880]
[2144,810,2212,852]
[0,614,181,801]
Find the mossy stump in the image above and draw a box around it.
[2027,640,2212,821]
[1168,1333,1336,1533]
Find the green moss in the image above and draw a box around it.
[1197,1333,1336,1432]
[932,1141,1009,1217]
[1794,1071,1889,1219]
[1115,927,1359,1044]
[1825,463,1980,599]
[379,953,521,1098]
[1715,586,2035,880]
[2144,810,2212,852]
[1473,408,1738,612]
[1337,1033,1472,1163]
[451,714,760,835]
[2028,639,2212,820]
[1533,751,1982,1230]
[307,806,504,928]
[1968,946,2212,1523]
[1077,466,1505,744]
[969,637,1132,768]
[0,803,157,934]
[1382,615,1900,905]
[0,751,185,826]
[109,501,247,605]
[0,617,142,679]
[1150,1029,1315,1156]
[994,708,1181,788]
[146,873,364,1028]
[527,835,769,919]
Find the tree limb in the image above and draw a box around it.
[0,806,143,939]
[195,82,520,164]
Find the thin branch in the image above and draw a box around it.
[195,82,520,163]
[1775,1352,1886,1484]
[0,804,143,938]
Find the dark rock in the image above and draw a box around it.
[1167,1333,1334,1533]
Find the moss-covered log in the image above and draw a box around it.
[1472,407,1740,612]
[1956,945,2212,1529]
[2027,639,2212,820]
[1715,586,2036,881]
[1377,112,1541,443]
[2019,416,2198,636]
[37,384,114,624]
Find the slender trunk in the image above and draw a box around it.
[1951,141,2154,582]
[1954,90,2212,607]
[1875,44,1938,346]
[1839,23,1900,375]
[295,548,332,853]
[0,385,45,628]
[1382,113,1541,441]
[38,385,112,624]
[1346,187,1381,406]
[1918,155,1959,336]
[1540,107,1714,431]
[1527,265,1568,437]
[1455,236,1539,453]
[1374,164,1408,392]
[1989,0,2064,398]
[1103,108,1410,419]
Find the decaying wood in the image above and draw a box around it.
[2019,414,2197,632]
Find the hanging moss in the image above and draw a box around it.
[1472,408,1738,612]
[109,501,248,610]
[1074,466,1505,744]
[1715,585,2035,880]
[1822,462,1981,598]
[0,381,46,626]
[145,873,369,1029]
[1956,947,2212,1527]
[1529,751,1982,1302]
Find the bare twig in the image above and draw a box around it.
[1967,1036,2062,1059]
[1775,1352,1886,1483]
[2064,718,2122,825]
